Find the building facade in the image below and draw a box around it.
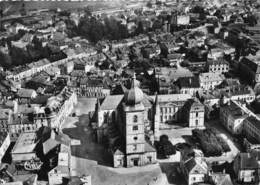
[243,116,260,143]
[182,99,205,128]
[220,100,249,135]
[199,72,224,91]
[207,58,229,73]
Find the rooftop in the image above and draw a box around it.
[222,101,248,119]
[12,132,38,154]
[199,72,225,83]
[0,132,9,146]
[176,76,200,88]
[100,95,124,111]
[245,116,260,132]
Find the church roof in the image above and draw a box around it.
[100,95,124,110]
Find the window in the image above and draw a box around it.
[195,120,198,126]
[196,112,199,117]
[133,115,138,123]
[133,125,138,131]
[118,159,123,165]
[133,144,137,150]
[133,136,138,141]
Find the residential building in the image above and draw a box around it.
[47,130,71,185]
[11,132,39,162]
[207,58,230,73]
[44,87,77,131]
[239,54,260,86]
[0,108,13,133]
[233,152,260,184]
[17,89,37,103]
[199,72,224,91]
[243,116,260,143]
[215,80,255,104]
[80,78,110,98]
[210,173,233,185]
[220,100,251,135]
[6,53,89,81]
[182,99,205,128]
[0,132,10,163]
[180,150,208,185]
[175,76,201,96]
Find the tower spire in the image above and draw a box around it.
[96,98,100,112]
[154,92,160,141]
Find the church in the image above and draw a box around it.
[93,74,205,168]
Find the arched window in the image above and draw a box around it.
[133,115,138,123]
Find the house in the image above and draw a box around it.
[44,87,77,130]
[239,54,260,86]
[207,58,230,73]
[199,72,224,91]
[233,152,260,184]
[220,100,250,135]
[7,23,27,34]
[210,173,233,185]
[175,76,201,96]
[0,132,11,163]
[78,78,110,98]
[215,80,255,104]
[46,129,71,185]
[243,116,260,143]
[11,132,39,162]
[182,99,205,128]
[0,108,13,133]
[17,89,37,102]
[181,155,208,185]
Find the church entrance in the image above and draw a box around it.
[133,158,139,166]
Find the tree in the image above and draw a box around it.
[158,135,176,158]
[0,52,12,68]
[152,19,162,31]
[147,1,152,8]
[136,21,144,35]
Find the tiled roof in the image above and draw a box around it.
[17,89,36,98]
[177,76,200,88]
[0,132,8,146]
[211,173,233,185]
[100,95,124,110]
[239,153,258,170]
